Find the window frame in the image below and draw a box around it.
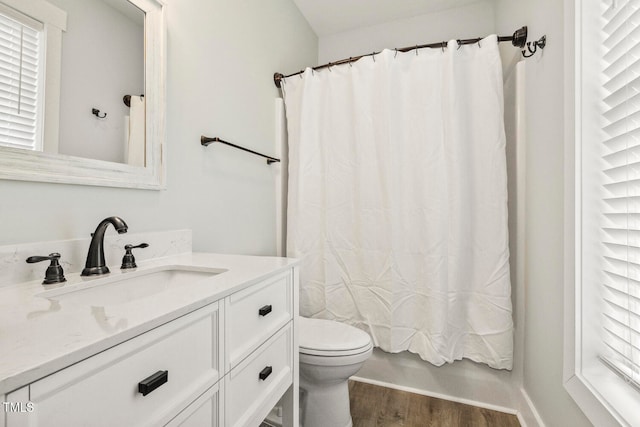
[564,1,640,426]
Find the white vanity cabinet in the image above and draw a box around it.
[226,270,293,371]
[225,270,295,426]
[2,266,299,427]
[165,382,223,427]
[27,301,222,427]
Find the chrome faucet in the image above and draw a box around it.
[81,216,128,276]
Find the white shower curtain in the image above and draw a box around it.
[282,35,513,370]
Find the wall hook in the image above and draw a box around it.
[92,108,107,119]
[522,35,546,58]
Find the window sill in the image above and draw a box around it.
[564,367,638,427]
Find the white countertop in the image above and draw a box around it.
[0,252,299,395]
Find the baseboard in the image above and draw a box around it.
[516,386,546,427]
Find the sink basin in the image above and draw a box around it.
[37,265,226,306]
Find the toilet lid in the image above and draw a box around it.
[299,317,372,356]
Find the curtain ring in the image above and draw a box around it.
[457,40,462,50]
[372,52,376,62]
[394,48,398,58]
[349,57,353,67]
[477,39,482,48]
[328,62,332,72]
[441,42,446,53]
[415,45,419,56]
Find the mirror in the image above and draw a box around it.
[53,0,145,165]
[0,0,165,189]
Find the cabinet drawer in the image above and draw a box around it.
[28,303,222,427]
[226,270,292,369]
[165,381,222,427]
[225,323,293,427]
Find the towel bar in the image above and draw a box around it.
[201,136,280,165]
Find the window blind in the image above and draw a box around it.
[601,0,640,390]
[0,7,42,151]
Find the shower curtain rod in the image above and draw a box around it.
[273,26,528,88]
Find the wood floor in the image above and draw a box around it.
[349,381,521,427]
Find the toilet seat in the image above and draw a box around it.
[299,317,373,357]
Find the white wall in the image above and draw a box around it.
[495,0,592,425]
[52,0,144,163]
[0,0,317,258]
[318,0,495,64]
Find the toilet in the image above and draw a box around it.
[298,317,373,427]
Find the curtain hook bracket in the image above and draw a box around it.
[522,35,546,58]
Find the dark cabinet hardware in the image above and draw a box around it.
[259,366,273,381]
[138,370,168,396]
[259,305,273,316]
[26,253,66,284]
[121,243,149,269]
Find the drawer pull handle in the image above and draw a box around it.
[259,305,273,316]
[259,366,273,381]
[138,370,168,396]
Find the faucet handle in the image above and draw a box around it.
[121,243,149,269]
[26,253,67,285]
